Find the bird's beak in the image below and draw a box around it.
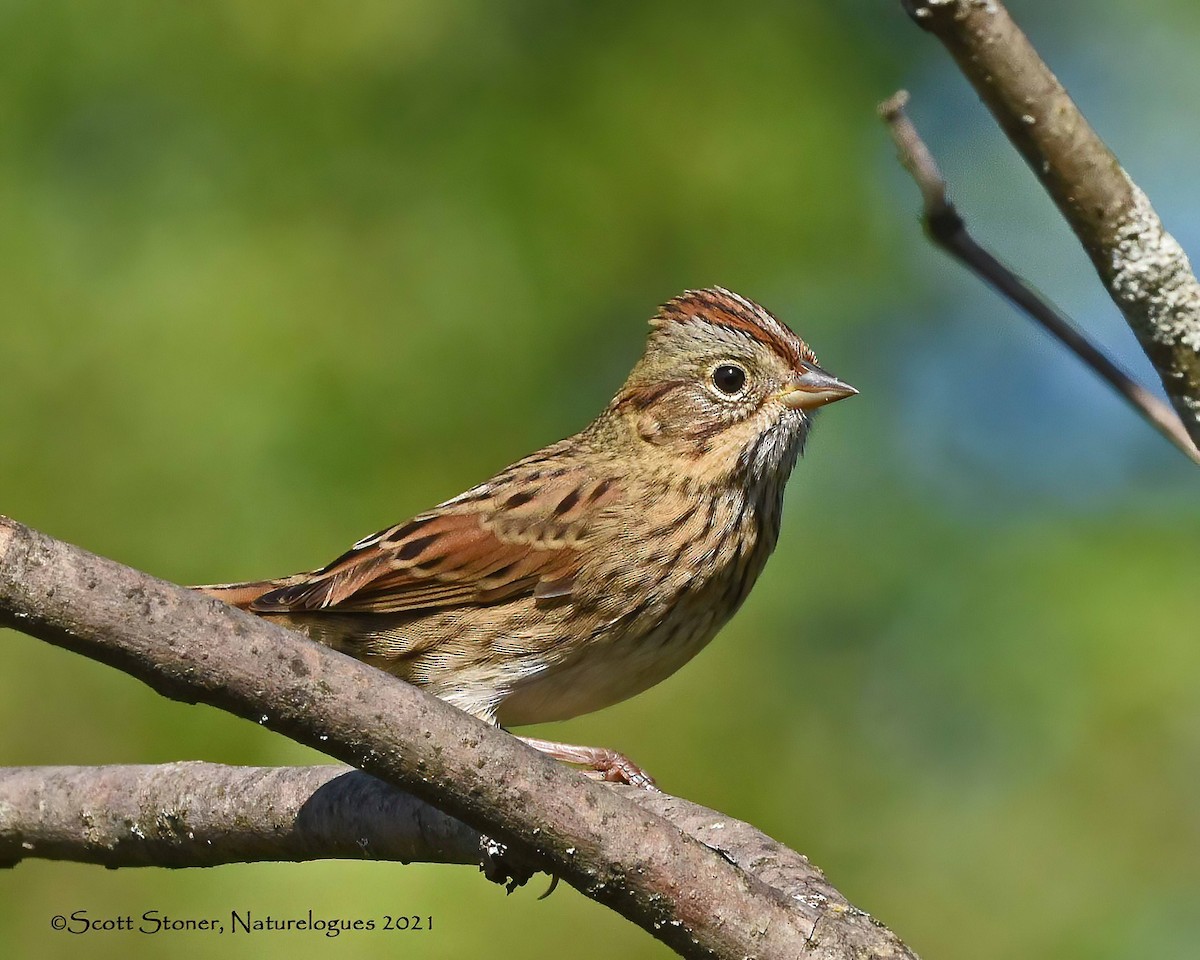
[778,361,858,411]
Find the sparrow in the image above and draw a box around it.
[197,287,856,786]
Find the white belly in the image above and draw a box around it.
[493,604,723,726]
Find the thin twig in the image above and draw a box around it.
[896,0,1200,450]
[880,90,1200,466]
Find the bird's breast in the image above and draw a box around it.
[494,483,780,725]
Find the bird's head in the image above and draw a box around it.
[609,287,856,484]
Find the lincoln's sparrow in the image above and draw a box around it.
[198,288,855,785]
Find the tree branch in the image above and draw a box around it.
[899,0,1200,447]
[0,764,482,870]
[878,90,1200,465]
[0,516,917,960]
[0,761,882,933]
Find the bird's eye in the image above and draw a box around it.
[711,364,747,395]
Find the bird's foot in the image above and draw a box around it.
[516,735,659,790]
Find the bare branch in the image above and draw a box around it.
[879,90,1200,465]
[0,764,481,870]
[898,0,1200,450]
[0,517,918,960]
[0,761,882,933]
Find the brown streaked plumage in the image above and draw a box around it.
[197,287,856,786]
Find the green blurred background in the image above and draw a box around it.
[3,1,1198,957]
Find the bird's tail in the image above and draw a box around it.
[193,576,307,612]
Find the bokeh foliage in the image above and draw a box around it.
[2,2,1197,958]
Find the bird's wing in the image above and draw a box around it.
[248,468,621,616]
